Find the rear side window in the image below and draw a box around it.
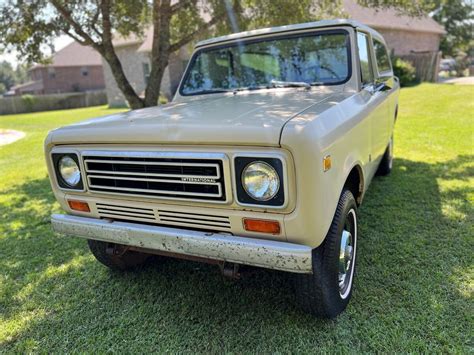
[357,32,373,86]
[373,39,392,73]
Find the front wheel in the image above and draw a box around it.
[294,189,358,318]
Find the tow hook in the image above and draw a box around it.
[105,243,129,257]
[220,262,241,280]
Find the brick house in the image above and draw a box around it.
[103,1,445,106]
[343,0,445,56]
[12,41,105,95]
[343,0,445,81]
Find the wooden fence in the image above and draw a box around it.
[0,91,107,115]
[400,51,442,83]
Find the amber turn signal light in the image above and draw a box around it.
[323,155,332,172]
[67,199,90,212]
[243,218,281,235]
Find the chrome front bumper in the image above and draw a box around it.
[51,214,313,273]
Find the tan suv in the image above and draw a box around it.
[46,19,399,318]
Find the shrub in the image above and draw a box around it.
[453,52,469,77]
[21,94,36,111]
[392,57,417,86]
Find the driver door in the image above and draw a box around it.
[356,31,388,181]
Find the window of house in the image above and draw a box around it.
[357,32,373,86]
[81,67,89,76]
[33,70,42,80]
[48,67,56,79]
[143,63,150,85]
[373,39,392,74]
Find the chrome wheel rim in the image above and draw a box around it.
[338,209,357,299]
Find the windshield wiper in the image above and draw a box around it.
[270,80,311,89]
[232,85,267,92]
[191,86,267,95]
[188,89,236,95]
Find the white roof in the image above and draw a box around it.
[195,19,383,48]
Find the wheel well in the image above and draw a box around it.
[344,166,364,205]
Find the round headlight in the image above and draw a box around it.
[242,161,280,201]
[58,156,81,187]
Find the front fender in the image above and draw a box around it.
[280,94,369,248]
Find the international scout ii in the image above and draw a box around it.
[46,19,399,318]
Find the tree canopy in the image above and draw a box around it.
[0,0,446,107]
[0,61,28,95]
[431,0,473,57]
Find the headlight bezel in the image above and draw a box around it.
[234,156,285,207]
[52,153,84,190]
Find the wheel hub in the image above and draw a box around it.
[338,209,357,298]
[338,230,353,289]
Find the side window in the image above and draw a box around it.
[357,32,373,86]
[373,39,392,74]
[48,67,56,79]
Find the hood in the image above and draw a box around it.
[49,89,337,147]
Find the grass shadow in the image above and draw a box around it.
[1,155,472,352]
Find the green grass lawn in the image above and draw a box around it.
[1,84,473,352]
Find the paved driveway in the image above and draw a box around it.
[439,76,474,85]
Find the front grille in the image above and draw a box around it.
[95,202,231,232]
[82,151,226,202]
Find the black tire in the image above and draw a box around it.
[294,189,358,318]
[87,239,150,271]
[377,136,393,176]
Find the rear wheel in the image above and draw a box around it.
[88,240,150,271]
[377,136,393,176]
[294,189,358,318]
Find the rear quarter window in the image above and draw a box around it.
[373,39,392,74]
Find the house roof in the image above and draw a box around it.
[137,27,154,53]
[112,26,153,53]
[343,0,445,35]
[32,41,103,69]
[11,80,43,92]
[112,32,144,48]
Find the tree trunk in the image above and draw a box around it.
[144,0,172,107]
[102,46,145,109]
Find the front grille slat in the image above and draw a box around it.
[96,203,154,213]
[97,208,155,217]
[88,174,221,186]
[87,183,222,198]
[157,215,230,227]
[98,211,156,220]
[82,152,226,202]
[86,160,221,178]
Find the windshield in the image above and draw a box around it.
[180,30,350,96]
